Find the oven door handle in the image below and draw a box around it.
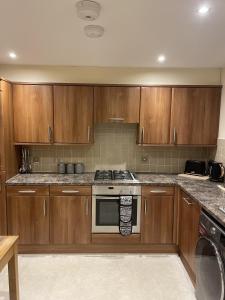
[94,196,121,200]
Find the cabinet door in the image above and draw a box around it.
[50,196,91,244]
[7,196,49,244]
[142,194,174,244]
[54,86,94,144]
[179,192,200,273]
[139,87,172,144]
[171,87,221,145]
[13,85,53,143]
[94,86,140,123]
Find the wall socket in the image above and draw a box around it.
[33,157,40,163]
[141,155,149,162]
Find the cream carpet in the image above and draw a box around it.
[0,254,196,300]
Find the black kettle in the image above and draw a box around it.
[209,161,225,182]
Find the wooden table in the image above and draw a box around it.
[0,236,19,300]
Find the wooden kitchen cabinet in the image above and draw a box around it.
[141,186,174,244]
[170,87,221,145]
[94,86,140,123]
[13,84,53,144]
[7,186,50,245]
[139,87,172,144]
[50,186,91,244]
[179,191,200,277]
[54,85,94,144]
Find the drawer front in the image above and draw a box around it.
[50,185,92,196]
[181,191,196,206]
[142,186,174,196]
[7,185,49,196]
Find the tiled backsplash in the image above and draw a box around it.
[215,139,225,164]
[29,124,212,174]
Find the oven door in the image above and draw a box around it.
[92,195,141,233]
[195,236,225,300]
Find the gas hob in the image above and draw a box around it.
[94,170,135,181]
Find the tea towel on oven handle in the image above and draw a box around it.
[119,195,133,236]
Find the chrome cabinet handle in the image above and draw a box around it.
[62,190,80,194]
[173,128,176,144]
[43,199,47,216]
[141,127,145,144]
[87,126,91,142]
[18,190,36,194]
[48,126,53,142]
[150,190,167,194]
[85,198,89,216]
[144,199,147,215]
[183,197,193,206]
[108,117,124,122]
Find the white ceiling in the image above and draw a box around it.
[0,0,225,67]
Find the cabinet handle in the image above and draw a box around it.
[173,128,177,144]
[108,117,124,122]
[144,199,147,215]
[85,198,89,216]
[62,190,80,194]
[18,190,36,194]
[183,197,193,206]
[87,126,91,142]
[48,126,53,142]
[43,199,47,216]
[150,190,167,194]
[142,127,145,144]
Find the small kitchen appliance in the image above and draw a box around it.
[184,160,206,176]
[209,161,225,182]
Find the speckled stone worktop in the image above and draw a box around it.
[6,173,225,227]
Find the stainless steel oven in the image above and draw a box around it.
[92,185,141,233]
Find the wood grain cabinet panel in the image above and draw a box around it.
[13,84,53,144]
[7,195,49,245]
[53,86,94,144]
[141,186,174,244]
[94,86,140,123]
[50,196,91,244]
[179,191,200,275]
[139,87,172,144]
[171,87,221,145]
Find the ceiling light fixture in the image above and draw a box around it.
[157,55,166,63]
[84,25,104,38]
[76,0,101,21]
[9,51,17,59]
[198,5,210,16]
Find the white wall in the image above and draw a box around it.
[218,68,225,139]
[0,64,221,85]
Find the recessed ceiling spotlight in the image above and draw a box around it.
[157,55,166,63]
[76,0,101,21]
[198,5,210,16]
[84,25,104,38]
[9,51,17,59]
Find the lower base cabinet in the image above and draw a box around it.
[141,186,174,244]
[50,195,91,245]
[179,191,200,277]
[7,195,49,245]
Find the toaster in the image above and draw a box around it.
[184,160,206,176]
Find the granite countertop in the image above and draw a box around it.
[6,173,225,228]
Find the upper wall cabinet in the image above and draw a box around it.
[13,84,53,144]
[139,87,172,144]
[170,87,221,145]
[54,86,94,144]
[94,86,140,123]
